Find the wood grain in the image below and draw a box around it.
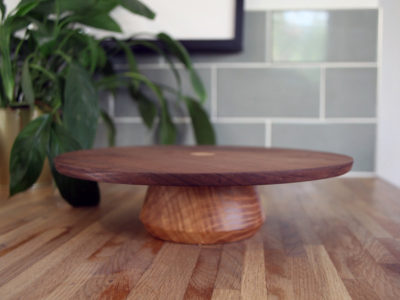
[54,146,353,186]
[1,177,400,299]
[140,186,264,244]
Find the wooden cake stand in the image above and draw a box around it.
[54,146,353,244]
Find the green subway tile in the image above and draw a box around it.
[217,68,320,117]
[272,10,378,62]
[326,68,377,118]
[271,123,376,171]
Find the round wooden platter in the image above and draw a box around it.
[55,146,353,244]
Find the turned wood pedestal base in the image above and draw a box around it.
[140,186,265,244]
[54,146,353,245]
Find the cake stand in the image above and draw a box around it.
[54,146,353,244]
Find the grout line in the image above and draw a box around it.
[114,117,142,123]
[375,6,383,174]
[211,66,218,121]
[265,11,272,63]
[245,8,379,12]
[245,4,379,11]
[114,117,192,124]
[215,117,377,124]
[136,62,378,70]
[113,117,377,125]
[271,118,378,124]
[108,92,115,117]
[208,62,378,69]
[319,67,326,119]
[265,120,272,147]
[215,118,268,124]
[173,117,191,123]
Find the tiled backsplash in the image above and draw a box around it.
[96,9,378,172]
[272,10,378,62]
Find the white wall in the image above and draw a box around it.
[377,0,400,187]
[245,0,378,10]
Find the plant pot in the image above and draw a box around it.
[0,107,53,188]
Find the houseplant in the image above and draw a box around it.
[0,0,54,187]
[0,0,215,206]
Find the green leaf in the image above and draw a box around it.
[47,123,100,207]
[185,97,215,145]
[78,48,90,68]
[51,0,117,15]
[0,0,5,20]
[6,15,30,33]
[21,58,35,106]
[164,55,181,96]
[120,0,155,19]
[20,0,95,16]
[30,63,57,81]
[131,40,163,54]
[100,109,116,146]
[58,0,96,12]
[9,114,51,196]
[30,0,96,14]
[157,32,206,102]
[15,0,40,16]
[132,90,157,128]
[130,40,182,99]
[86,35,99,73]
[84,0,118,14]
[77,14,122,32]
[96,75,127,91]
[124,72,163,101]
[0,25,14,102]
[116,40,139,90]
[0,74,5,108]
[157,32,191,67]
[21,0,53,15]
[159,108,176,145]
[190,70,207,103]
[124,72,175,143]
[96,45,107,69]
[64,63,99,149]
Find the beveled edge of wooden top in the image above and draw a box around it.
[54,146,353,186]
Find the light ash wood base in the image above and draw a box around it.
[140,185,265,244]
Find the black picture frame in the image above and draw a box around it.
[102,0,244,54]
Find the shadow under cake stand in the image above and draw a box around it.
[54,146,353,244]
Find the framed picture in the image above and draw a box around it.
[97,0,244,53]
[5,0,244,52]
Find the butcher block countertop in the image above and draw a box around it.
[1,178,400,299]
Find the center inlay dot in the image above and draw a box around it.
[190,152,215,157]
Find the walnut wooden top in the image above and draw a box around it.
[1,178,400,299]
[54,146,353,186]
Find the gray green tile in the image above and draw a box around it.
[94,123,111,148]
[190,12,267,63]
[271,123,376,171]
[217,68,320,117]
[215,123,265,146]
[95,122,199,147]
[113,123,155,146]
[326,68,377,117]
[94,123,154,147]
[272,10,378,62]
[98,91,111,114]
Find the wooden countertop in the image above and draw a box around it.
[1,178,400,299]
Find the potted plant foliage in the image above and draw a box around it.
[0,0,215,206]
